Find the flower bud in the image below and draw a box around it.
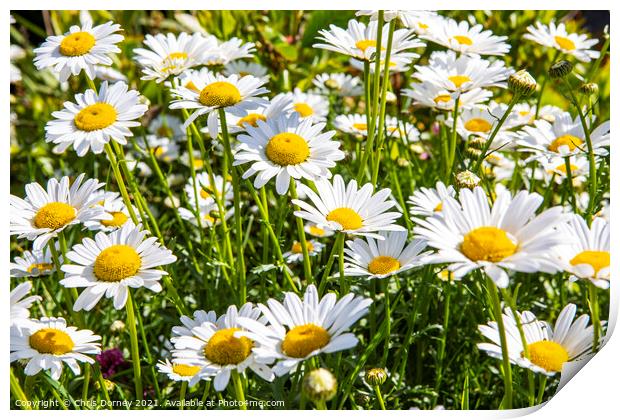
[324,78,340,90]
[110,320,125,333]
[365,367,388,386]
[302,368,337,402]
[468,137,487,150]
[579,82,599,96]
[465,147,483,160]
[455,170,481,189]
[548,60,573,79]
[508,70,537,96]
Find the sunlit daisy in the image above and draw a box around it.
[180,150,207,171]
[156,358,202,383]
[478,304,596,375]
[45,81,148,156]
[185,173,233,207]
[10,282,42,325]
[524,21,600,62]
[292,175,405,239]
[225,95,293,135]
[236,285,372,376]
[179,202,233,229]
[223,60,268,80]
[10,317,101,380]
[283,240,325,264]
[171,303,274,390]
[202,35,255,66]
[541,155,591,186]
[355,10,410,23]
[423,17,510,56]
[10,248,56,278]
[10,174,106,250]
[169,71,269,137]
[408,181,456,217]
[33,21,123,82]
[304,223,335,238]
[136,135,180,163]
[385,117,421,143]
[93,65,127,82]
[400,11,441,36]
[148,113,185,142]
[234,113,344,195]
[83,191,134,232]
[312,73,364,97]
[413,186,568,287]
[344,231,429,279]
[403,80,492,111]
[334,114,371,137]
[271,88,329,123]
[60,222,177,311]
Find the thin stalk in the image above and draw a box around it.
[588,283,601,351]
[337,232,346,294]
[104,143,140,223]
[10,369,31,409]
[433,284,451,406]
[373,385,386,410]
[381,279,391,366]
[179,382,187,410]
[231,371,247,410]
[563,156,577,212]
[125,290,143,398]
[447,95,461,180]
[319,232,344,295]
[290,181,312,282]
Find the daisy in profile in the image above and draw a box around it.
[10,174,106,250]
[524,21,600,62]
[283,240,325,264]
[10,282,42,325]
[185,173,233,207]
[446,102,520,149]
[541,155,591,186]
[293,175,405,238]
[400,11,441,36]
[423,17,510,56]
[305,223,335,238]
[234,113,344,195]
[179,202,233,230]
[558,214,609,289]
[33,21,123,82]
[136,136,180,163]
[344,231,429,279]
[11,248,56,278]
[349,54,415,75]
[314,19,423,62]
[93,65,127,82]
[83,192,134,232]
[272,88,329,123]
[11,317,101,380]
[237,285,371,376]
[223,60,268,80]
[413,186,568,287]
[355,10,410,22]
[146,113,185,143]
[335,114,373,138]
[133,32,212,83]
[169,71,268,138]
[312,73,364,97]
[412,51,511,93]
[156,359,202,383]
[408,181,456,217]
[478,304,597,375]
[385,118,421,143]
[171,303,275,390]
[402,81,492,111]
[60,222,177,311]
[516,112,609,160]
[202,36,255,66]
[45,81,148,156]
[225,95,293,135]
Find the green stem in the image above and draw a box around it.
[588,282,601,351]
[319,232,344,295]
[10,369,31,409]
[104,143,140,224]
[373,385,386,410]
[337,232,346,295]
[125,290,143,398]
[563,156,577,212]
[231,371,247,410]
[179,381,187,410]
[290,181,313,283]
[433,283,451,406]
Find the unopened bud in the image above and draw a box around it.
[579,82,598,96]
[508,70,537,96]
[110,320,125,332]
[365,367,388,386]
[302,368,337,402]
[549,60,573,79]
[465,147,483,160]
[468,137,487,150]
[455,170,481,189]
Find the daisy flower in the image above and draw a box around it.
[133,32,212,83]
[136,135,180,163]
[93,65,127,82]
[202,36,255,66]
[314,19,424,62]
[11,248,56,278]
[156,359,202,383]
[524,21,600,62]
[400,11,441,36]
[45,81,148,156]
[236,285,372,376]
[312,73,364,97]
[180,150,207,171]
[408,181,456,217]
[402,81,492,111]
[541,155,591,186]
[60,222,177,311]
[305,223,335,238]
[516,112,609,160]
[558,214,609,289]
[169,71,269,138]
[292,175,405,239]
[385,117,421,143]
[413,186,568,287]
[344,231,429,279]
[10,282,42,325]
[185,172,233,207]
[478,304,596,375]
[10,174,106,250]
[234,113,344,195]
[33,21,123,82]
[225,95,294,135]
[11,317,101,380]
[283,240,325,264]
[355,10,409,22]
[171,303,275,390]
[334,114,371,137]
[171,309,218,338]
[272,88,329,123]
[422,17,510,56]
[179,202,233,230]
[147,113,185,142]
[83,192,134,232]
[223,60,268,80]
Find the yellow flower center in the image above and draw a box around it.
[464,118,493,133]
[326,207,363,230]
[448,75,472,88]
[368,256,400,275]
[453,35,473,46]
[570,250,610,276]
[281,324,331,358]
[554,36,576,51]
[265,132,310,166]
[461,226,517,262]
[199,188,211,199]
[203,328,253,366]
[237,113,267,128]
[33,202,76,230]
[156,125,173,138]
[74,103,118,132]
[29,328,74,355]
[93,244,141,282]
[548,134,583,153]
[525,340,569,372]
[552,163,580,175]
[101,211,129,228]
[418,22,429,30]
[292,241,314,254]
[434,201,443,212]
[185,81,200,92]
[165,52,188,62]
[27,263,54,273]
[59,31,96,56]
[293,102,314,118]
[199,82,241,108]
[193,158,204,169]
[309,226,326,236]
[434,94,452,104]
[355,39,378,52]
[172,364,201,377]
[353,122,368,131]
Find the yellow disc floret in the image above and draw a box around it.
[101,211,129,228]
[172,364,201,377]
[237,113,267,128]
[199,82,241,108]
[74,103,118,132]
[448,75,472,88]
[368,256,400,275]
[353,122,368,131]
[29,328,74,355]
[34,202,76,230]
[27,263,54,273]
[292,241,314,254]
[265,133,310,166]
[93,245,141,282]
[356,39,378,52]
[434,95,452,104]
[525,340,569,372]
[461,226,517,262]
[326,207,363,230]
[570,250,610,276]
[281,324,331,358]
[293,103,314,118]
[203,328,253,366]
[554,36,576,51]
[548,134,583,153]
[452,35,473,46]
[464,118,493,133]
[59,31,96,56]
